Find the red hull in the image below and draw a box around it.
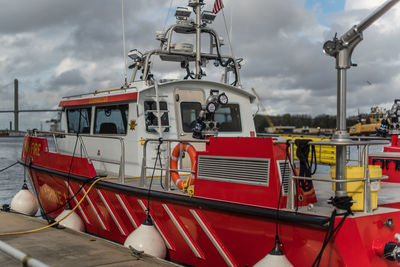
[21,136,400,266]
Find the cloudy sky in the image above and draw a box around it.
[0,0,399,130]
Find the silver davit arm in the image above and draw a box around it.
[352,0,399,35]
[323,0,399,199]
[324,0,400,68]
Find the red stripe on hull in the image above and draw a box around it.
[65,180,91,225]
[97,189,129,236]
[115,194,140,229]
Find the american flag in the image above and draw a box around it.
[213,0,224,14]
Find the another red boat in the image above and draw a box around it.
[370,100,400,183]
[19,1,400,266]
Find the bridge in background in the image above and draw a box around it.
[0,79,60,131]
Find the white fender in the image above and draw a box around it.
[124,215,166,259]
[254,254,293,267]
[254,237,293,267]
[10,184,39,216]
[55,208,85,232]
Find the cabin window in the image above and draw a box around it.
[144,101,169,132]
[180,102,242,132]
[215,104,242,132]
[94,104,128,134]
[66,108,91,134]
[181,102,202,132]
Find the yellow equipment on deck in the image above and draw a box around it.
[330,165,382,211]
[282,136,336,165]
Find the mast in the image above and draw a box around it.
[135,0,242,86]
[189,0,204,79]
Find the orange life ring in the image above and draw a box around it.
[170,143,197,190]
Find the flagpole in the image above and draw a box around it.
[221,10,234,62]
[213,0,241,87]
[195,0,202,79]
[221,7,241,87]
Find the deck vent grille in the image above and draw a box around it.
[197,155,270,186]
[278,161,290,195]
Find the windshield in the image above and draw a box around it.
[180,102,242,132]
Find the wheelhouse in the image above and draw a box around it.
[56,80,255,180]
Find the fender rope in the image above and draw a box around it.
[0,176,117,236]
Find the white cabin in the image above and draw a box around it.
[56,80,255,179]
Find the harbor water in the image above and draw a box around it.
[0,136,57,206]
[0,137,26,205]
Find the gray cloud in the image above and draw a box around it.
[49,69,86,88]
[0,0,399,130]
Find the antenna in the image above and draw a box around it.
[121,0,128,86]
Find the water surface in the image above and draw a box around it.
[0,137,26,205]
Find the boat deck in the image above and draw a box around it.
[312,173,400,206]
[111,173,400,209]
[0,211,179,267]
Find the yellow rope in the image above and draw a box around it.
[0,171,195,236]
[0,177,117,236]
[124,174,190,179]
[0,166,197,236]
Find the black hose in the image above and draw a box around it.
[208,31,239,86]
[295,139,316,192]
[312,197,353,266]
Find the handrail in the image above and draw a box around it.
[0,240,49,267]
[292,175,388,183]
[140,138,209,190]
[285,140,385,213]
[28,130,126,184]
[142,49,235,81]
[310,140,389,146]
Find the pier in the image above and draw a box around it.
[0,211,177,266]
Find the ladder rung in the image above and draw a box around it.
[146,110,169,112]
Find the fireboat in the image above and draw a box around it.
[17,0,400,266]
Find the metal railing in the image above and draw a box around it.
[30,130,126,183]
[284,139,389,213]
[140,138,209,190]
[0,240,49,267]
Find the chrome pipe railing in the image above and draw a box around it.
[286,141,295,210]
[78,135,91,164]
[29,130,126,184]
[292,176,387,183]
[0,240,49,267]
[282,138,388,213]
[363,145,372,213]
[165,141,172,191]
